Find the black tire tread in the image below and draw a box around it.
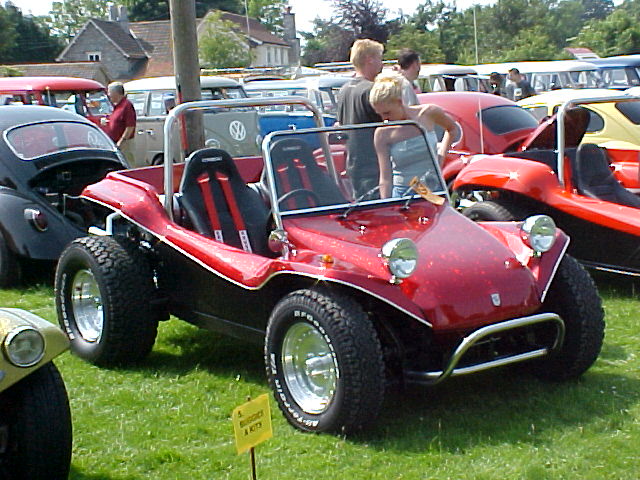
[56,236,158,366]
[266,288,385,433]
[2,362,72,480]
[463,199,531,221]
[535,255,605,380]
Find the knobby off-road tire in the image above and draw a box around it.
[0,231,19,287]
[530,254,605,381]
[0,362,72,480]
[265,289,385,434]
[55,236,158,366]
[462,199,531,221]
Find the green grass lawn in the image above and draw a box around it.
[4,273,640,480]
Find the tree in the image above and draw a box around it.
[384,24,444,63]
[581,0,614,20]
[301,19,354,65]
[572,9,640,55]
[124,0,241,22]
[332,0,389,43]
[246,0,287,33]
[0,5,16,62]
[4,3,62,62]
[198,11,252,68]
[47,0,109,40]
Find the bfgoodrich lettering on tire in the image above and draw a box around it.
[55,236,158,366]
[265,289,385,434]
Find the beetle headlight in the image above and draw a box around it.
[3,326,45,367]
[521,215,557,254]
[381,238,418,281]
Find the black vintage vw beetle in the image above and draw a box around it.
[0,105,128,286]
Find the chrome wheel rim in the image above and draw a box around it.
[281,322,337,414]
[71,269,104,342]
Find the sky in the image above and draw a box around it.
[9,0,495,32]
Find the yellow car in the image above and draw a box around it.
[518,89,640,149]
[519,89,640,192]
[0,308,71,480]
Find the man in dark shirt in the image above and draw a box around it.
[505,68,536,101]
[105,82,136,166]
[337,39,384,197]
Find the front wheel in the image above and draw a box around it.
[462,199,529,221]
[265,289,385,434]
[529,255,605,381]
[55,236,158,366]
[0,363,72,480]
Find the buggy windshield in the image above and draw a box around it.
[264,123,447,217]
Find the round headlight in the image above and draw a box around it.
[521,215,557,254]
[3,326,45,367]
[381,238,419,280]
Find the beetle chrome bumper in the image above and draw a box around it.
[405,313,565,386]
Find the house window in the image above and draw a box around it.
[87,51,101,62]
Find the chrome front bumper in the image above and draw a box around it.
[404,313,565,386]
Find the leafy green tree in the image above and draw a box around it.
[5,3,62,61]
[300,19,353,65]
[246,0,287,33]
[581,0,614,20]
[332,0,389,43]
[572,9,640,55]
[500,26,562,60]
[0,5,16,62]
[384,24,444,63]
[48,0,108,40]
[198,11,251,68]
[124,0,241,22]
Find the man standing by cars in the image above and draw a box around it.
[505,68,535,101]
[337,39,384,197]
[105,81,136,166]
[396,48,421,105]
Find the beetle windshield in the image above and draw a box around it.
[6,121,116,160]
[264,122,447,216]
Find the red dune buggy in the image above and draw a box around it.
[454,94,640,276]
[54,98,604,433]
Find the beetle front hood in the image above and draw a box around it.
[283,203,543,330]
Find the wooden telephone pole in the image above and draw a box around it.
[169,0,203,156]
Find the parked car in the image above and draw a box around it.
[518,89,640,192]
[0,76,112,127]
[0,307,71,480]
[243,76,349,134]
[417,92,541,184]
[418,64,489,92]
[124,75,261,166]
[0,105,128,286]
[590,55,640,90]
[454,93,640,276]
[53,97,603,434]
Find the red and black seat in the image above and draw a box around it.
[572,143,640,208]
[268,138,346,209]
[179,148,270,254]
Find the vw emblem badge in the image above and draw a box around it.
[490,293,501,307]
[229,120,246,141]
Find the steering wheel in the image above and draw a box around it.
[277,188,320,208]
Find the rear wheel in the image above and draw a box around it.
[265,289,385,433]
[529,255,605,381]
[0,231,19,287]
[0,363,72,480]
[462,199,530,221]
[55,236,158,366]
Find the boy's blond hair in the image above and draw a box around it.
[349,39,384,70]
[369,71,404,105]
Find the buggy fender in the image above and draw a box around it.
[453,155,560,200]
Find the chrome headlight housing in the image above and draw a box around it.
[381,238,419,282]
[520,215,557,254]
[2,326,45,367]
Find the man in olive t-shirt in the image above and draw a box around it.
[337,39,384,197]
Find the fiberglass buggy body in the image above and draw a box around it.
[54,97,604,433]
[455,94,640,276]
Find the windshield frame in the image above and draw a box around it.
[262,121,450,231]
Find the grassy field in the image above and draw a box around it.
[4,272,640,480]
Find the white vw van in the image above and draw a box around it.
[124,76,261,166]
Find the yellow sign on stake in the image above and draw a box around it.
[232,394,273,455]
